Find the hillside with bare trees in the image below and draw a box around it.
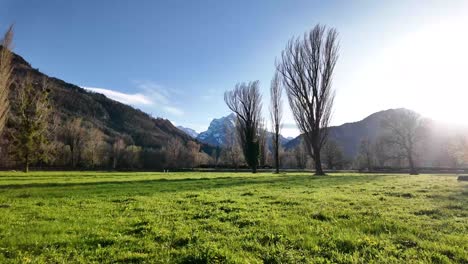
[0,48,213,169]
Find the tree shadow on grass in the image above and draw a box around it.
[0,172,154,180]
[0,174,390,195]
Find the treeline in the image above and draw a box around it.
[1,111,214,171]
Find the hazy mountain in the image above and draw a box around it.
[7,48,211,152]
[285,109,400,156]
[285,108,468,165]
[177,126,199,138]
[197,113,291,147]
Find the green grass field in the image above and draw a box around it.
[0,172,466,263]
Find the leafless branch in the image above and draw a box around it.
[269,71,283,173]
[224,81,263,173]
[0,25,14,134]
[276,24,339,175]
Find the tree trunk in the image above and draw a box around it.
[77,150,81,167]
[313,146,325,176]
[275,130,280,174]
[70,145,75,167]
[91,150,95,169]
[25,153,29,173]
[408,152,418,175]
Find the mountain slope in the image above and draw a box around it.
[177,126,199,138]
[285,108,468,163]
[7,48,201,150]
[285,109,417,156]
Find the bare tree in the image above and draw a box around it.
[276,24,339,175]
[373,137,389,167]
[278,143,286,169]
[223,128,243,169]
[211,146,221,168]
[112,137,126,169]
[445,134,467,169]
[224,81,263,173]
[123,145,142,169]
[270,71,283,173]
[0,25,14,135]
[84,127,106,168]
[61,118,87,167]
[187,140,201,168]
[165,137,183,168]
[258,120,268,168]
[10,75,51,172]
[357,138,374,171]
[381,109,426,175]
[294,139,308,169]
[322,140,344,170]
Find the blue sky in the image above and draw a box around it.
[1,0,467,136]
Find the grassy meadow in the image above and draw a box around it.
[0,171,466,263]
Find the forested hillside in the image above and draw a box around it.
[0,48,213,169]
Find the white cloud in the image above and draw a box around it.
[134,81,170,104]
[83,87,152,105]
[133,80,185,116]
[82,81,184,117]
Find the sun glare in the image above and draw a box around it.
[405,15,468,125]
[351,11,468,126]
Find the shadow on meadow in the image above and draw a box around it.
[0,173,390,194]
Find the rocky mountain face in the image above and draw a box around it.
[197,114,236,146]
[177,126,199,139]
[196,113,291,148]
[6,48,210,152]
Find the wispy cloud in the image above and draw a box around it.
[83,87,152,105]
[134,81,170,104]
[82,81,184,116]
[134,80,185,116]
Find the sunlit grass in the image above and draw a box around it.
[0,171,466,263]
